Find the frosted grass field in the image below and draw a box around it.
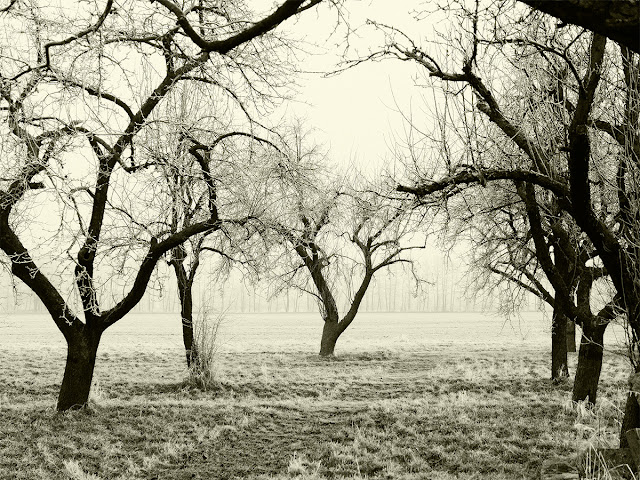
[0,309,630,355]
[0,310,633,479]
[0,310,568,350]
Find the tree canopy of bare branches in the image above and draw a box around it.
[0,0,328,411]
[368,0,638,443]
[258,129,426,355]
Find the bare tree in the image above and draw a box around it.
[366,4,619,399]
[0,0,327,411]
[262,132,426,356]
[449,184,578,381]
[159,124,281,368]
[449,172,614,396]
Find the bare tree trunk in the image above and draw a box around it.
[180,284,197,368]
[320,316,340,357]
[566,319,576,353]
[552,309,570,380]
[572,320,607,404]
[57,327,102,411]
[171,248,198,368]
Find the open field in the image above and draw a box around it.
[0,311,633,479]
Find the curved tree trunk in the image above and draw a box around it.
[57,326,103,411]
[572,320,607,404]
[551,309,569,380]
[320,316,340,357]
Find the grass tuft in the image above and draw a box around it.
[63,459,102,480]
[287,452,322,477]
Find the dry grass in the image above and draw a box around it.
[186,310,225,390]
[0,312,632,479]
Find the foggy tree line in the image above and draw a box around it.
[1,254,537,315]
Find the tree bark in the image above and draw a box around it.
[171,247,198,368]
[179,283,197,368]
[516,0,639,54]
[572,320,607,404]
[57,326,103,411]
[621,368,640,448]
[319,316,340,357]
[551,309,570,380]
[566,319,577,353]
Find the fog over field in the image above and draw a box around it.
[0,310,628,354]
[0,310,632,480]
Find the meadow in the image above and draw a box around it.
[0,311,632,479]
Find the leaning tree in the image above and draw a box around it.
[0,0,327,411]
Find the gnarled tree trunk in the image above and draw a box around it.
[57,326,103,411]
[572,320,607,404]
[320,316,340,357]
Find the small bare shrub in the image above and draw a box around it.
[187,309,225,390]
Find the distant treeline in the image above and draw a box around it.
[0,259,541,315]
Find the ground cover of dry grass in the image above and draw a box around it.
[0,312,632,479]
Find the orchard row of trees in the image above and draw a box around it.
[1,0,638,452]
[0,0,434,409]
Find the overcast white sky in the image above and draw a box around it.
[279,1,439,175]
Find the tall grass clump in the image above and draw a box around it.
[581,445,636,480]
[564,399,637,480]
[187,308,225,390]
